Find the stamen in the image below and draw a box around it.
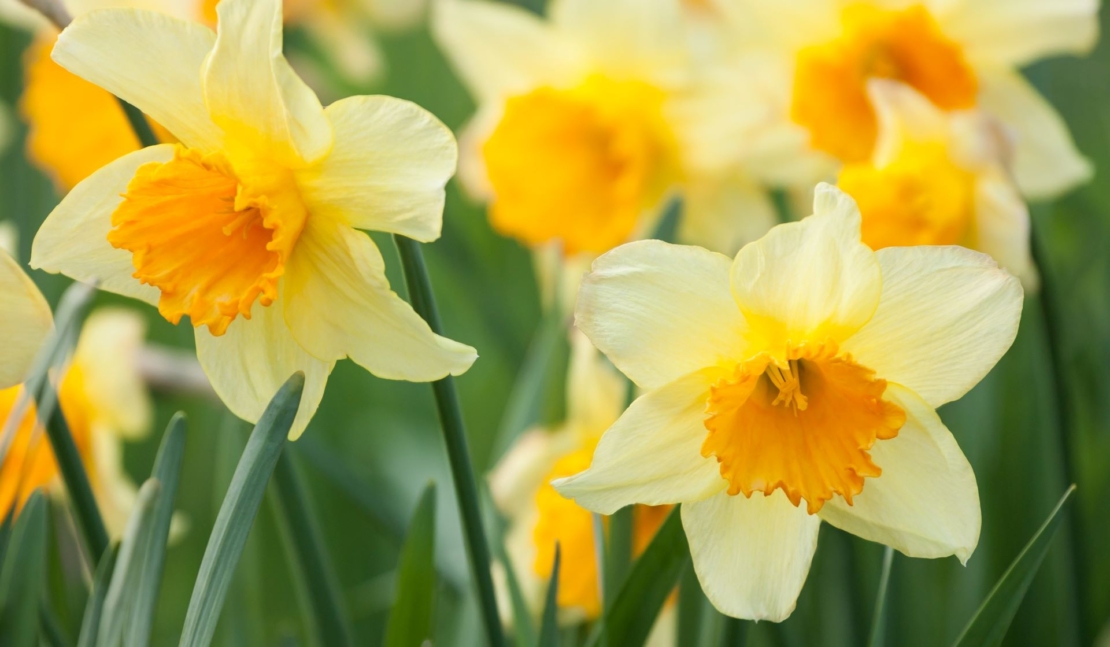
[768,360,808,413]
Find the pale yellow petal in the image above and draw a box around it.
[552,369,727,515]
[0,250,52,389]
[682,490,820,622]
[52,9,222,151]
[575,240,747,390]
[283,219,477,382]
[842,245,1023,408]
[940,0,1098,67]
[867,79,949,165]
[204,0,332,165]
[195,298,335,440]
[978,69,1092,200]
[548,0,688,80]
[975,172,1038,291]
[296,96,456,242]
[90,429,138,541]
[678,175,776,256]
[730,184,881,354]
[488,428,568,517]
[72,308,151,439]
[30,144,171,306]
[565,330,625,437]
[819,384,980,563]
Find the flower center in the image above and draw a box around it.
[838,142,976,249]
[483,75,680,255]
[108,146,307,336]
[701,343,905,514]
[791,4,977,163]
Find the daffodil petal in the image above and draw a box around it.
[819,384,980,563]
[0,250,51,389]
[565,330,626,436]
[682,490,820,622]
[296,96,456,242]
[432,0,583,102]
[91,430,139,541]
[941,0,1098,67]
[488,428,565,517]
[678,176,777,256]
[975,172,1038,291]
[283,219,477,382]
[730,184,882,350]
[73,308,151,440]
[575,240,747,390]
[195,299,334,440]
[204,0,332,165]
[843,245,1022,408]
[978,69,1091,200]
[52,9,223,151]
[552,369,727,515]
[548,0,687,79]
[30,144,171,307]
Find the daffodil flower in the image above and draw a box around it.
[839,80,1037,290]
[719,0,1095,199]
[0,249,52,390]
[31,0,477,438]
[554,184,1023,621]
[433,0,778,259]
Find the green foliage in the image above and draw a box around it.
[0,491,48,647]
[537,544,560,647]
[384,483,438,647]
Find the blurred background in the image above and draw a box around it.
[1,0,1109,645]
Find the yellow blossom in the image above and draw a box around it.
[554,184,1023,621]
[30,0,477,438]
[0,249,52,391]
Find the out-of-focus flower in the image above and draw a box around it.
[433,0,779,262]
[839,80,1037,289]
[0,249,52,390]
[555,184,1023,621]
[490,332,671,640]
[31,0,476,438]
[714,0,1096,200]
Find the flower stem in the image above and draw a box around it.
[393,234,506,647]
[867,546,894,647]
[118,99,158,149]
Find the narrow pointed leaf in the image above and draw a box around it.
[537,543,560,647]
[868,546,895,647]
[0,491,49,647]
[385,483,437,647]
[97,479,162,647]
[78,547,119,647]
[481,485,536,647]
[952,485,1076,647]
[41,603,74,647]
[178,372,304,647]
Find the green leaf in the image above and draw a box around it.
[40,603,74,647]
[97,479,162,647]
[537,543,560,647]
[178,372,304,647]
[0,491,49,647]
[127,413,188,647]
[951,485,1076,647]
[77,547,119,647]
[604,507,633,611]
[867,547,895,647]
[0,506,15,572]
[384,483,437,647]
[649,197,682,244]
[586,507,689,647]
[480,484,536,647]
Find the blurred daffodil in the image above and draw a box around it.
[433,0,778,260]
[0,248,52,391]
[31,0,476,438]
[555,184,1023,621]
[491,332,672,640]
[717,0,1096,200]
[839,80,1037,289]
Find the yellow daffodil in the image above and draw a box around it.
[838,80,1037,289]
[432,0,778,259]
[30,0,477,438]
[554,184,1023,621]
[717,0,1096,199]
[0,249,52,390]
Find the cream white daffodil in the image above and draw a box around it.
[31,0,477,438]
[839,80,1038,290]
[715,0,1096,200]
[554,184,1023,621]
[0,249,52,390]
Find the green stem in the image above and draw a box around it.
[867,546,894,647]
[721,617,747,647]
[393,235,506,647]
[271,451,356,647]
[117,98,158,149]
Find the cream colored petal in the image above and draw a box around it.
[978,69,1092,200]
[0,250,51,389]
[575,240,747,390]
[565,330,625,436]
[283,219,477,382]
[52,9,222,151]
[30,144,170,307]
[0,221,17,258]
[716,0,840,49]
[364,0,428,30]
[548,0,687,81]
[431,0,584,103]
[730,184,881,353]
[90,429,138,541]
[204,0,332,165]
[488,427,572,517]
[678,175,777,257]
[72,308,151,439]
[682,490,820,622]
[819,384,980,563]
[940,0,1098,68]
[552,369,727,515]
[974,171,1039,292]
[296,96,456,243]
[867,79,949,165]
[195,298,335,440]
[842,245,1022,408]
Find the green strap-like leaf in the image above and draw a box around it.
[384,482,438,647]
[178,372,304,647]
[951,485,1076,647]
[867,546,895,647]
[537,543,560,647]
[0,491,49,647]
[481,484,536,647]
[78,547,120,647]
[97,479,162,647]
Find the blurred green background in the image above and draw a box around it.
[1,0,1109,645]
